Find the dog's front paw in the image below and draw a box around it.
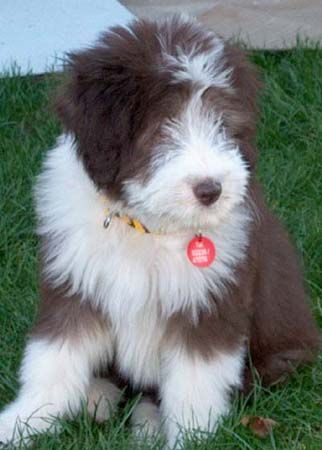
[0,413,23,448]
[130,397,162,440]
[0,408,47,448]
[87,378,122,423]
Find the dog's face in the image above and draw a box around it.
[57,16,260,230]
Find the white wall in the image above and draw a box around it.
[0,0,133,74]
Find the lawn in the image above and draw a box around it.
[0,46,321,449]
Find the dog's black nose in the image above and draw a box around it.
[193,179,222,206]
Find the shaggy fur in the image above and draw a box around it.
[0,15,319,449]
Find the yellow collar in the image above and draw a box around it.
[103,206,205,239]
[103,208,150,234]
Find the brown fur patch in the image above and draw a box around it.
[33,279,109,343]
[246,182,320,386]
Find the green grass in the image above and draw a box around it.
[0,46,322,449]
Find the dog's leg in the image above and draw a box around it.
[0,277,114,448]
[160,346,245,449]
[248,219,320,388]
[0,330,112,447]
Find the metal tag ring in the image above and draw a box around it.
[103,213,114,229]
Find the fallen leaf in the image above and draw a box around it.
[240,415,277,438]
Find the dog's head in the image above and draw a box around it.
[56,16,260,231]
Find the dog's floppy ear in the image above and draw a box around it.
[55,36,141,190]
[224,44,262,168]
[227,45,262,120]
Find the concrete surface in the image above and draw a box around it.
[0,0,133,75]
[2,0,321,75]
[121,0,322,49]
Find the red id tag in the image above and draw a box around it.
[187,235,216,268]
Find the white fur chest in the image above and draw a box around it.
[111,306,165,387]
[35,136,251,386]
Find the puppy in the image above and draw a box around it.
[0,15,319,448]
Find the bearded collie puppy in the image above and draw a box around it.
[0,15,319,448]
